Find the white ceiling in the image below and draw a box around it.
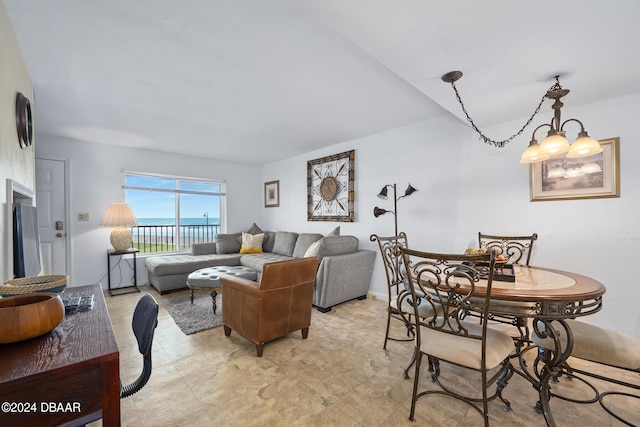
[6,0,640,165]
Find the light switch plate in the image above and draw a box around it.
[78,213,89,221]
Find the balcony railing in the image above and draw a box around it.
[131,224,221,253]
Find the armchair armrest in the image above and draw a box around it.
[220,275,261,298]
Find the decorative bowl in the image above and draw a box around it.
[0,293,65,344]
[0,274,68,297]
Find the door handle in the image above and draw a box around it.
[56,233,63,238]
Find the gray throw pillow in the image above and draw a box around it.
[271,231,299,256]
[292,233,324,258]
[327,226,340,236]
[246,223,263,235]
[215,232,242,254]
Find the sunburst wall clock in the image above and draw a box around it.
[307,150,354,222]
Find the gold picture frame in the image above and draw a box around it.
[307,150,355,222]
[264,180,280,207]
[530,137,620,201]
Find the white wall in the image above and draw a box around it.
[0,1,34,281]
[35,135,262,287]
[261,93,640,338]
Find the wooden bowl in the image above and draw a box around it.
[0,293,65,344]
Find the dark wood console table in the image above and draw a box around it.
[0,284,120,426]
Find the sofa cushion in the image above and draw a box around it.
[262,231,276,253]
[240,253,295,271]
[240,232,264,254]
[191,242,217,255]
[145,253,242,276]
[272,231,299,256]
[292,233,324,258]
[216,232,242,254]
[327,226,340,236]
[316,235,359,261]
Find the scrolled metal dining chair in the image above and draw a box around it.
[400,248,515,426]
[477,232,538,351]
[478,232,538,266]
[370,233,414,349]
[531,320,640,426]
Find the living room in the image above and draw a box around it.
[1,1,640,425]
[3,0,639,338]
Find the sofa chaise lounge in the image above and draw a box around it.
[144,225,376,312]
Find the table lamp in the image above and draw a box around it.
[100,203,138,251]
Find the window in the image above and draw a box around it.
[123,173,226,253]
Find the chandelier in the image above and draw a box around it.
[441,71,602,164]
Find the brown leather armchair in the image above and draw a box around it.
[220,257,318,357]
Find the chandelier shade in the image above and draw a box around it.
[566,131,603,158]
[520,138,550,164]
[539,131,571,157]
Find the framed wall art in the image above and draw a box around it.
[530,137,620,201]
[264,180,280,207]
[307,149,354,222]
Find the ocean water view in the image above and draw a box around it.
[132,218,221,252]
[136,217,221,226]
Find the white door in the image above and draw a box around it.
[36,158,67,275]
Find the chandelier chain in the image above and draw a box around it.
[448,78,562,148]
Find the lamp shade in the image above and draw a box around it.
[101,203,138,251]
[377,186,389,199]
[567,132,603,158]
[539,131,571,157]
[373,207,389,217]
[403,184,418,197]
[520,139,550,164]
[100,203,138,227]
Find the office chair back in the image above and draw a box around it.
[121,294,159,399]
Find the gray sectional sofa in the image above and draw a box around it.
[144,225,376,312]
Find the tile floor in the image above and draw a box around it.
[90,284,638,426]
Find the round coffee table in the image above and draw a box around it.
[186,266,258,314]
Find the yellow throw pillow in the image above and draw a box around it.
[239,232,264,254]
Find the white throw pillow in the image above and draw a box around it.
[304,240,320,258]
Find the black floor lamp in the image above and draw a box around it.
[373,183,418,236]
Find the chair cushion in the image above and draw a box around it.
[419,319,515,370]
[390,295,437,319]
[532,320,640,371]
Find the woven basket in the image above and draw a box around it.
[0,275,68,296]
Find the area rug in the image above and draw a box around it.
[160,292,222,335]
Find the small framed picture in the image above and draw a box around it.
[530,137,620,201]
[264,180,280,207]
